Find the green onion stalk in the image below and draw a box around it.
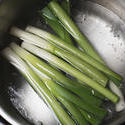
[47,0,123,86]
[20,26,122,86]
[27,57,103,106]
[39,2,73,44]
[30,40,109,86]
[59,98,102,125]
[28,59,104,124]
[28,61,90,125]
[2,47,75,125]
[41,77,107,119]
[25,39,108,86]
[9,27,108,86]
[21,43,118,103]
[27,61,107,119]
[79,108,102,125]
[60,0,70,15]
[11,42,118,103]
[58,97,89,125]
[10,26,105,99]
[48,0,103,63]
[10,42,102,106]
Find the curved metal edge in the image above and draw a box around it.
[88,0,125,23]
[0,107,31,125]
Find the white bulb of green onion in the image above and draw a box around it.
[109,81,125,112]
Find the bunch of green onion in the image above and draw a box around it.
[2,0,124,125]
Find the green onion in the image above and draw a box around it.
[39,6,73,44]
[58,97,89,125]
[9,27,104,99]
[14,42,118,103]
[109,81,125,112]
[22,26,122,86]
[47,0,123,87]
[41,76,107,119]
[27,57,103,105]
[10,42,102,106]
[60,0,70,15]
[28,62,89,124]
[24,39,108,86]
[28,62,107,119]
[48,0,103,63]
[9,27,108,86]
[79,108,102,125]
[2,47,75,125]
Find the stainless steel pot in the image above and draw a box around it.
[0,0,125,124]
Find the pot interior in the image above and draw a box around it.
[1,0,125,125]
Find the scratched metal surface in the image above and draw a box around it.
[1,0,125,125]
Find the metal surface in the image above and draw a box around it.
[90,0,125,22]
[1,0,125,125]
[0,0,42,50]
